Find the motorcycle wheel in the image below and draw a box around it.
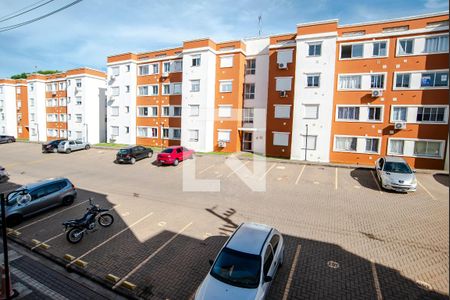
[98,213,114,227]
[67,228,84,243]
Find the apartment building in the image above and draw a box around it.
[107,11,448,169]
[0,68,107,144]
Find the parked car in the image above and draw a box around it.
[42,139,67,153]
[116,146,153,164]
[0,135,15,144]
[4,178,77,226]
[375,156,417,192]
[156,146,194,166]
[195,223,284,300]
[57,140,90,154]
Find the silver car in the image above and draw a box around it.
[195,223,284,300]
[375,156,417,192]
[4,178,77,226]
[58,140,90,154]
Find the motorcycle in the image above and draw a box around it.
[63,198,114,243]
[0,166,9,183]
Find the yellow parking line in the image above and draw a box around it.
[295,165,306,185]
[417,180,436,200]
[371,260,383,300]
[112,221,193,290]
[282,244,301,300]
[259,163,276,181]
[31,232,65,250]
[370,171,383,194]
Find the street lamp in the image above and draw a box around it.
[1,189,30,299]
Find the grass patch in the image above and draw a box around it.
[16,138,29,142]
[94,143,128,148]
[196,151,232,156]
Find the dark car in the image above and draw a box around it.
[116,146,153,164]
[0,135,15,144]
[42,139,67,153]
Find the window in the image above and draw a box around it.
[151,63,159,74]
[274,105,291,119]
[189,129,199,142]
[392,107,407,121]
[30,98,35,107]
[162,106,170,117]
[59,82,65,90]
[218,105,232,118]
[137,127,158,138]
[111,106,119,116]
[173,106,182,117]
[163,62,171,73]
[368,107,382,121]
[303,105,319,119]
[246,59,256,75]
[189,105,200,116]
[138,65,149,75]
[47,99,53,107]
[60,98,66,106]
[420,72,448,87]
[273,132,289,146]
[138,85,158,96]
[339,75,361,90]
[244,83,255,99]
[173,60,183,72]
[370,74,385,89]
[191,80,200,92]
[163,84,171,95]
[192,55,201,67]
[111,126,119,136]
[173,128,181,139]
[112,87,120,96]
[417,107,446,122]
[0,87,3,94]
[306,74,320,87]
[126,85,130,93]
[30,113,35,122]
[218,130,231,142]
[275,77,292,91]
[365,138,379,153]
[112,67,119,76]
[424,35,448,53]
[301,135,317,150]
[389,140,404,155]
[126,65,130,72]
[308,43,322,56]
[243,108,254,123]
[60,114,66,122]
[337,107,360,120]
[172,83,182,95]
[162,128,170,139]
[340,44,363,59]
[76,79,82,88]
[125,106,130,113]
[18,126,22,134]
[76,97,82,105]
[75,114,82,123]
[277,49,293,65]
[395,73,411,88]
[125,126,129,134]
[219,81,233,93]
[137,106,158,117]
[335,136,357,152]
[414,141,442,157]
[398,39,414,55]
[220,55,233,68]
[372,41,387,57]
[17,100,21,108]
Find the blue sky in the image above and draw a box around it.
[0,0,448,77]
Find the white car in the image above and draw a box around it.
[57,140,90,154]
[195,223,284,300]
[375,156,417,192]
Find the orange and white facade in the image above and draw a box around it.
[0,68,107,143]
[107,11,448,169]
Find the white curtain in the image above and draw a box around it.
[339,75,361,89]
[389,140,404,154]
[336,137,356,151]
[393,107,407,121]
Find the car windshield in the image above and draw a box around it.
[119,149,130,154]
[161,148,173,154]
[210,247,261,289]
[383,162,412,174]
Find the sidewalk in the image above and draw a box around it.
[0,239,126,300]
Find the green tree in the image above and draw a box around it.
[10,70,62,79]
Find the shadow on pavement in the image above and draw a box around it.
[433,174,449,187]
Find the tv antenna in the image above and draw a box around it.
[258,14,262,36]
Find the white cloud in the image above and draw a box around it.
[424,0,448,9]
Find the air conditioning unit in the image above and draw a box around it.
[394,122,406,130]
[218,141,226,148]
[278,63,288,69]
[371,90,383,97]
[279,91,288,97]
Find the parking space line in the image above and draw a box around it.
[371,260,383,300]
[335,168,338,190]
[66,211,154,268]
[17,200,90,231]
[370,171,383,194]
[259,163,276,181]
[295,165,306,185]
[282,244,301,300]
[226,161,249,178]
[112,221,193,290]
[417,180,436,200]
[199,164,215,175]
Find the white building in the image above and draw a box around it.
[0,81,17,137]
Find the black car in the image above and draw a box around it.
[116,146,153,164]
[42,139,66,153]
[0,135,15,144]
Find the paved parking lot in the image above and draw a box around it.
[0,142,448,299]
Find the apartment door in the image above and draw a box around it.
[242,132,253,152]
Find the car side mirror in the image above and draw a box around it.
[264,275,273,282]
[412,170,416,173]
[208,259,214,266]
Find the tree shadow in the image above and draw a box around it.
[433,174,449,187]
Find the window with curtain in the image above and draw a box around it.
[244,83,255,99]
[243,108,254,123]
[424,35,449,53]
[218,130,231,142]
[335,136,357,151]
[389,140,404,154]
[340,44,363,58]
[368,107,382,121]
[372,41,387,56]
[189,130,199,142]
[339,75,361,89]
[301,135,317,150]
[421,72,449,87]
[306,74,320,87]
[414,141,441,157]
[337,107,360,120]
[370,74,385,89]
[189,105,200,116]
[308,43,322,56]
[365,138,379,153]
[392,107,407,121]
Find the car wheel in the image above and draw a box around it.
[189,153,195,159]
[6,214,22,227]
[148,152,153,158]
[130,158,136,164]
[53,148,58,153]
[66,149,71,154]
[7,139,13,143]
[173,159,179,166]
[85,145,90,150]
[62,196,74,206]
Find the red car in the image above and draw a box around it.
[156,146,194,166]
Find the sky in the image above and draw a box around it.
[0,0,448,78]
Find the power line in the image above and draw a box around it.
[0,0,82,33]
[0,0,55,22]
